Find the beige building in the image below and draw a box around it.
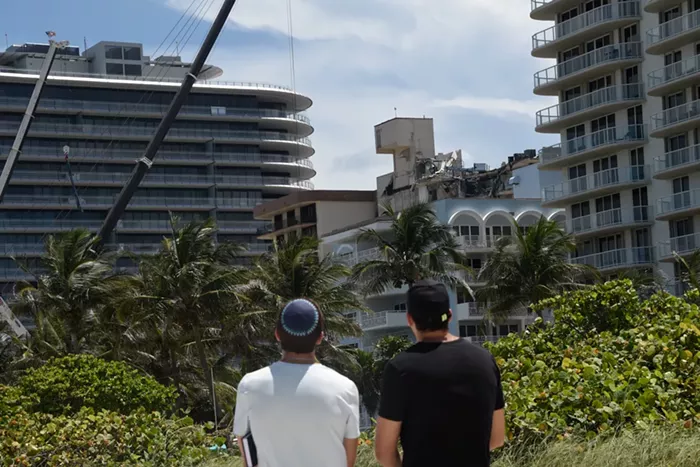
[530,0,700,291]
[253,191,377,244]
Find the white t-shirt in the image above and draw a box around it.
[233,361,361,467]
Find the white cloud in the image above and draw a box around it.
[165,0,557,190]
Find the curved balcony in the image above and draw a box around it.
[337,247,382,267]
[533,42,643,96]
[646,9,700,55]
[0,146,315,177]
[455,302,489,320]
[650,99,700,138]
[530,0,580,21]
[0,67,313,111]
[357,310,407,332]
[571,246,654,272]
[644,0,684,13]
[654,144,700,179]
[7,171,313,191]
[0,195,215,211]
[538,125,647,170]
[542,165,650,208]
[532,2,640,58]
[0,96,313,136]
[656,189,700,220]
[567,206,653,237]
[535,83,644,133]
[658,232,700,261]
[647,54,700,97]
[0,122,315,158]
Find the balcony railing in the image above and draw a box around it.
[571,247,654,270]
[654,144,700,175]
[540,125,646,166]
[648,54,700,91]
[7,170,313,189]
[650,99,700,133]
[543,165,649,203]
[0,96,311,124]
[658,232,700,258]
[457,235,490,249]
[0,67,295,92]
[0,122,313,147]
[647,9,700,50]
[338,247,383,267]
[0,146,315,169]
[657,189,700,217]
[534,42,642,90]
[0,194,263,209]
[569,206,651,234]
[532,2,640,52]
[536,83,643,128]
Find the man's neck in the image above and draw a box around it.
[280,351,317,364]
[417,331,459,343]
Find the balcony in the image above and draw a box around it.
[542,165,650,207]
[0,194,220,211]
[456,235,492,252]
[654,144,700,179]
[658,232,700,261]
[357,310,408,332]
[0,243,162,257]
[533,42,643,96]
[0,146,315,174]
[0,122,314,158]
[530,0,581,21]
[338,247,383,267]
[567,206,653,237]
[644,0,685,13]
[0,219,101,232]
[532,2,640,58]
[656,189,700,220]
[649,99,700,138]
[647,54,700,97]
[535,83,644,133]
[571,247,654,272]
[646,9,700,55]
[538,125,647,170]
[455,302,488,320]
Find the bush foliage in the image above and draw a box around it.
[487,280,700,443]
[12,355,176,416]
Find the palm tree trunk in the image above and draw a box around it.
[193,324,220,422]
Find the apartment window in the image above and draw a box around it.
[499,324,520,336]
[560,46,580,63]
[393,303,407,312]
[693,0,700,11]
[454,224,479,238]
[459,325,479,338]
[624,66,639,85]
[300,204,317,223]
[105,46,123,59]
[634,228,651,248]
[622,24,639,43]
[633,187,649,221]
[665,134,687,155]
[301,226,317,238]
[673,176,691,211]
[628,105,643,126]
[584,0,609,11]
[673,176,690,194]
[571,201,590,219]
[591,114,615,133]
[123,47,141,60]
[124,64,142,76]
[671,218,693,238]
[559,7,578,22]
[598,233,624,253]
[664,90,685,110]
[661,7,681,24]
[585,34,611,53]
[105,63,124,75]
[591,114,616,146]
[465,257,482,271]
[595,193,621,213]
[588,75,612,93]
[457,287,472,305]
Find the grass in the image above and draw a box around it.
[204,426,700,467]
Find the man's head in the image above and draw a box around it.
[275,299,324,354]
[406,280,452,336]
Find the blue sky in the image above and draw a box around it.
[2,0,559,190]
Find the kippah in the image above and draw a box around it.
[280,299,320,337]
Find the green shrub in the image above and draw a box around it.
[0,407,224,466]
[488,280,700,444]
[11,355,176,416]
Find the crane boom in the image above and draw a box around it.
[0,38,64,203]
[99,0,239,242]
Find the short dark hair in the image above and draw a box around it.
[407,280,451,332]
[276,299,324,353]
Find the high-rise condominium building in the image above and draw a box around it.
[531,0,700,292]
[0,40,314,294]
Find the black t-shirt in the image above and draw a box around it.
[378,338,505,467]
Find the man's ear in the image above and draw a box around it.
[406,313,414,326]
[275,328,281,342]
[316,331,324,345]
[448,309,453,323]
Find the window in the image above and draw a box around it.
[571,201,590,219]
[211,106,227,116]
[595,193,621,213]
[627,105,643,138]
[124,64,142,76]
[593,155,618,187]
[661,7,681,24]
[393,303,407,312]
[459,324,479,338]
[105,46,123,59]
[622,24,638,43]
[585,34,611,53]
[106,63,124,75]
[456,287,472,304]
[454,225,479,238]
[588,75,612,93]
[633,187,649,221]
[123,47,141,60]
[664,91,685,110]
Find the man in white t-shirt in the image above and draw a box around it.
[233,299,361,467]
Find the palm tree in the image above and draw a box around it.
[477,216,593,320]
[13,229,121,354]
[351,202,471,295]
[135,217,247,417]
[243,235,364,369]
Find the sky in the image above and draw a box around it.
[1,0,559,190]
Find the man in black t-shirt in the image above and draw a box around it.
[374,280,506,467]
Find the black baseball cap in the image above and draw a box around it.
[407,280,451,330]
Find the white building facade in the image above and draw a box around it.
[531,0,700,292]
